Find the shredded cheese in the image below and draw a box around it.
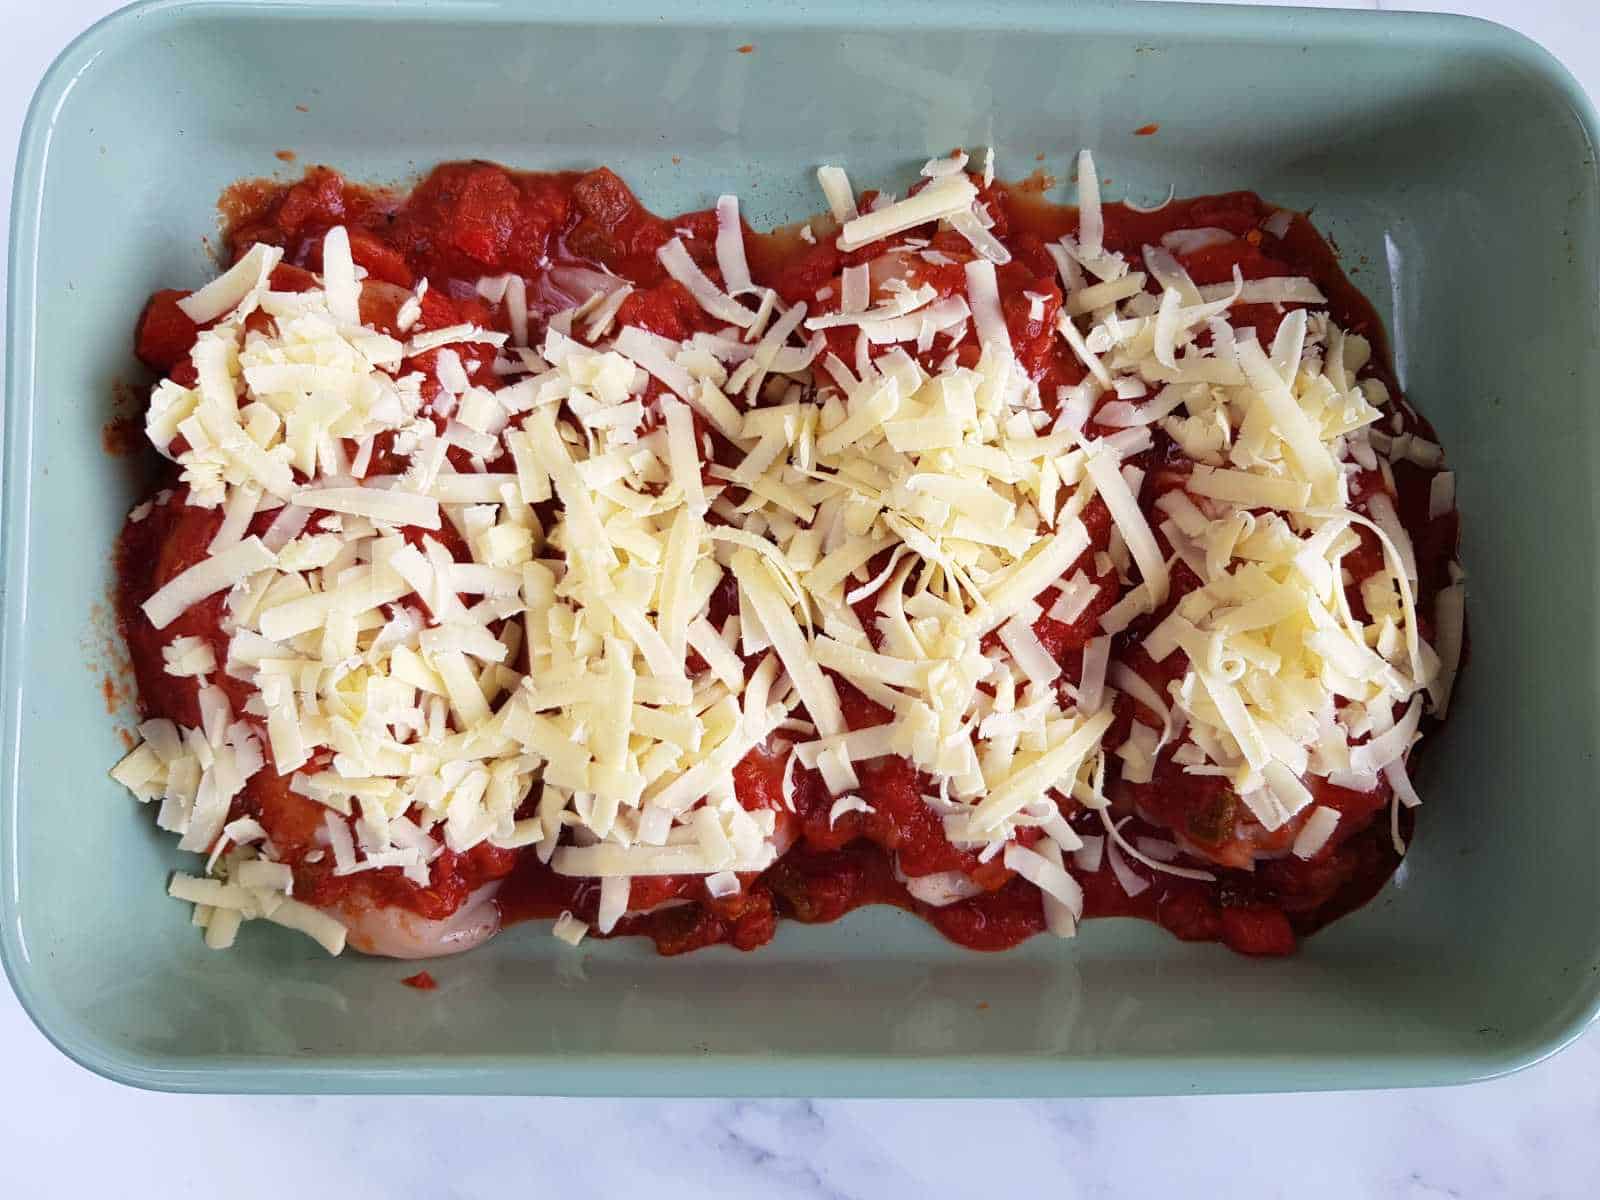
[837,175,978,251]
[112,148,1461,958]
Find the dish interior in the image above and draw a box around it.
[5,1,1599,1093]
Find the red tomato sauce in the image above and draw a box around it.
[120,159,1456,959]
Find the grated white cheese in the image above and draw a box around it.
[1292,805,1341,859]
[817,165,859,223]
[658,237,755,328]
[143,537,277,630]
[112,148,1461,959]
[178,243,283,324]
[714,195,755,295]
[837,174,978,251]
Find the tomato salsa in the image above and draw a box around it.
[119,157,1458,960]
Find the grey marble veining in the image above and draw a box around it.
[2,974,1597,1198]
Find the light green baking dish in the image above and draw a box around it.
[4,0,1598,1095]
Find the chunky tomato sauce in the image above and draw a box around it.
[120,159,1456,958]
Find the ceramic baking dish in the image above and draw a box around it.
[4,0,1598,1095]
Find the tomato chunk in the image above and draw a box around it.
[134,290,199,372]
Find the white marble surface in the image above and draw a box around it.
[3,1,1599,1195]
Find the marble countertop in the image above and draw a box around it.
[3,1,1597,1195]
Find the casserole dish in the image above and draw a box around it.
[4,0,1597,1094]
